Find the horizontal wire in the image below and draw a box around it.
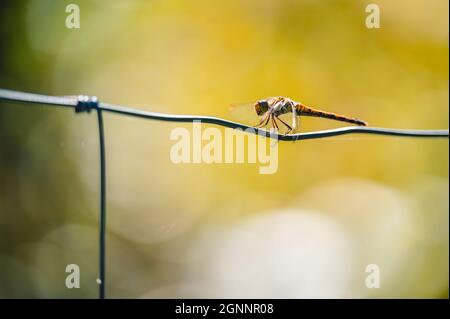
[1,88,448,141]
[100,102,449,141]
[0,88,78,108]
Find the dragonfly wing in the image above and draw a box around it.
[229,102,260,124]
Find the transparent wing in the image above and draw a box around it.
[229,102,260,125]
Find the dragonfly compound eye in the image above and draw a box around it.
[254,100,269,116]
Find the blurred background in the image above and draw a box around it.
[0,0,448,298]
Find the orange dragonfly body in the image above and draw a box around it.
[238,96,367,134]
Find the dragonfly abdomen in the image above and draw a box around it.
[296,103,367,126]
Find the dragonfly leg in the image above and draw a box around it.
[290,104,299,133]
[255,112,270,128]
[275,115,292,134]
[271,114,279,131]
[292,113,300,133]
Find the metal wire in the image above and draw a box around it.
[96,108,106,299]
[0,88,448,300]
[1,88,448,141]
[100,102,449,140]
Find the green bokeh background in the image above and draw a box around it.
[0,0,448,298]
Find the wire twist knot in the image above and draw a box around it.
[76,95,99,113]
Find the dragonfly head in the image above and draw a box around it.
[254,99,269,116]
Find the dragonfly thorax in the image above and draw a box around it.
[270,97,297,116]
[254,97,299,117]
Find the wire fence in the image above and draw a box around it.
[0,88,448,298]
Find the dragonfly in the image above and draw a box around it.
[231,96,367,134]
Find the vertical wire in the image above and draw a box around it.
[96,108,106,299]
